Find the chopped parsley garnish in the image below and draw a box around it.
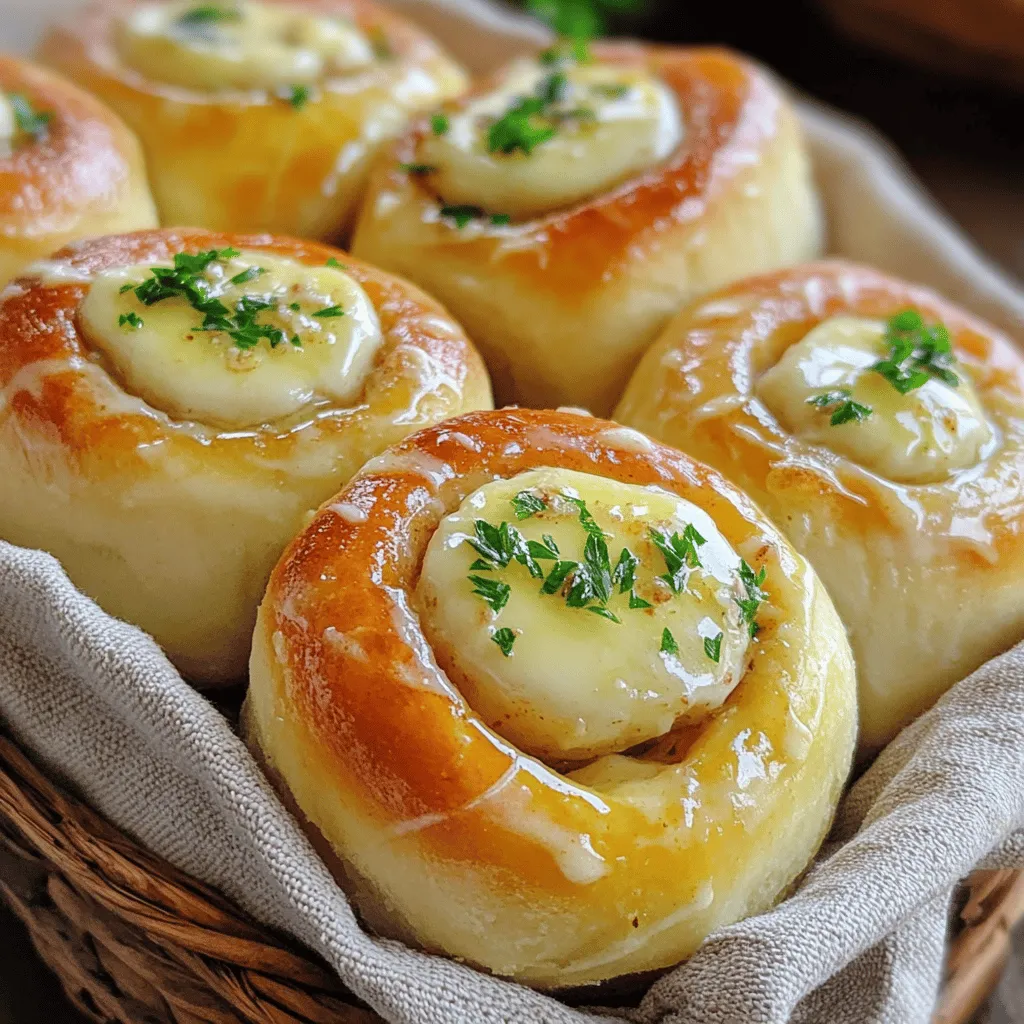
[440,204,483,229]
[806,388,873,427]
[8,93,53,142]
[313,305,345,318]
[660,627,679,656]
[127,248,296,351]
[588,606,621,623]
[280,84,310,109]
[592,82,630,99]
[468,520,543,578]
[651,525,705,593]
[487,90,558,156]
[512,491,546,520]
[438,205,513,229]
[176,5,240,28]
[399,162,437,175]
[470,575,511,613]
[430,112,450,136]
[873,309,960,394]
[735,560,768,638]
[325,257,348,270]
[290,335,302,347]
[539,37,592,65]
[612,547,639,593]
[704,632,723,664]
[230,266,265,286]
[118,311,143,329]
[492,627,517,656]
[628,590,652,610]
[527,535,560,561]
[288,301,301,311]
[567,496,607,539]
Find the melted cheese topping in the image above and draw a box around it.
[0,94,14,156]
[79,251,383,429]
[756,316,993,484]
[417,59,683,220]
[116,1,375,92]
[416,467,749,762]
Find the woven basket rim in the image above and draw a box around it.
[1,723,1023,1024]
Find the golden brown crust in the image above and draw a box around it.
[247,407,857,987]
[0,227,492,684]
[38,0,467,241]
[0,55,157,287]
[351,43,822,413]
[615,260,1024,751]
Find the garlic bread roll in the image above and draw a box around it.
[352,42,822,415]
[39,0,467,241]
[616,261,1024,752]
[0,55,156,288]
[245,408,856,988]
[0,228,491,685]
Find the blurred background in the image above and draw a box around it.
[1,0,1022,1022]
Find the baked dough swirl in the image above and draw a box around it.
[38,0,467,241]
[245,408,856,987]
[0,55,156,287]
[0,228,491,685]
[352,43,822,414]
[615,261,1024,752]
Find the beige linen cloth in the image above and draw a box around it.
[1,539,1023,1024]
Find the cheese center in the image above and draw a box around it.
[416,467,751,762]
[417,58,683,220]
[0,95,15,155]
[756,316,993,484]
[79,250,383,429]
[116,1,375,92]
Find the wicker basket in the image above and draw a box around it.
[0,726,1022,1024]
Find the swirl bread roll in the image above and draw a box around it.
[351,42,822,415]
[0,55,157,288]
[615,261,1024,753]
[0,228,491,685]
[244,408,856,987]
[38,0,467,241]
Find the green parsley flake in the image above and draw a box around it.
[628,590,652,610]
[8,93,53,142]
[230,266,265,286]
[492,627,517,656]
[490,213,513,226]
[704,632,723,663]
[873,309,960,394]
[512,491,546,520]
[281,84,310,109]
[735,560,768,638]
[177,5,241,27]
[592,82,630,99]
[612,547,639,593]
[288,301,301,311]
[470,574,511,613]
[440,204,483,228]
[651,524,705,593]
[660,627,679,656]
[430,112,450,136]
[806,388,873,427]
[118,311,143,330]
[399,162,437,175]
[313,305,345,318]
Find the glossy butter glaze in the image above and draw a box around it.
[38,0,467,241]
[245,408,856,987]
[352,43,822,414]
[0,55,156,287]
[616,261,1024,751]
[0,228,492,684]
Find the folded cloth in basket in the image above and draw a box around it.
[0,539,1022,1024]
